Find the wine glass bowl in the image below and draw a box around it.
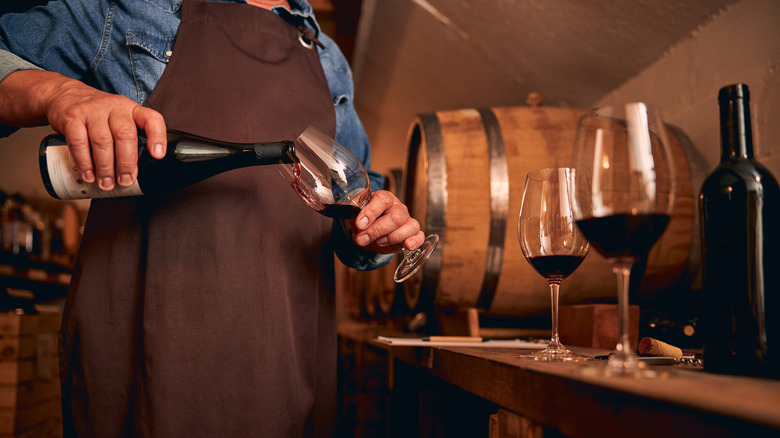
[279,125,439,283]
[518,167,591,361]
[277,126,371,219]
[571,103,676,376]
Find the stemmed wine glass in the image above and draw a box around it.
[278,125,439,283]
[571,103,675,376]
[518,168,591,361]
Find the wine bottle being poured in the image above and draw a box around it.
[39,130,296,200]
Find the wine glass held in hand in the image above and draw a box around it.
[571,103,676,377]
[278,126,439,283]
[518,168,591,361]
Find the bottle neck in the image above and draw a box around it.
[139,130,295,164]
[719,85,754,161]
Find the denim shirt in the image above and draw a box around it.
[0,0,391,270]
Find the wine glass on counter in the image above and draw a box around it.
[278,125,439,283]
[518,168,591,361]
[571,103,676,376]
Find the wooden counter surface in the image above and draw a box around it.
[338,323,780,437]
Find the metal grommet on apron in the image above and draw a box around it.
[60,0,339,436]
[298,31,314,49]
[297,24,324,49]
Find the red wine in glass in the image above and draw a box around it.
[318,204,362,220]
[291,162,370,220]
[574,213,670,261]
[281,126,439,283]
[527,255,587,283]
[571,102,676,377]
[518,167,591,362]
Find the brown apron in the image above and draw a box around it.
[60,1,337,436]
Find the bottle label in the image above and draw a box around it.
[45,145,144,199]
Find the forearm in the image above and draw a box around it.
[0,69,70,128]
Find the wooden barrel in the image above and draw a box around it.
[402,106,699,317]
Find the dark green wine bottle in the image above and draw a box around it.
[699,83,780,378]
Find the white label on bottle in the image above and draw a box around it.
[45,145,144,199]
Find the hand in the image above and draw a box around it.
[0,70,167,191]
[42,74,167,190]
[350,190,425,254]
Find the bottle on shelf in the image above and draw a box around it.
[2,193,32,255]
[699,83,780,378]
[40,130,297,200]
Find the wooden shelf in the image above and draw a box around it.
[0,252,72,306]
[338,322,780,437]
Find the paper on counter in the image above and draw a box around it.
[376,336,546,349]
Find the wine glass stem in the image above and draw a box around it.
[549,282,561,346]
[613,263,633,355]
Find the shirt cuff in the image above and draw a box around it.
[332,220,395,271]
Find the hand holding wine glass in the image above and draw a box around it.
[278,125,439,282]
[518,168,591,361]
[571,103,676,377]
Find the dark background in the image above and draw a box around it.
[0,0,49,15]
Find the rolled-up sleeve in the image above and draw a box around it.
[317,33,393,270]
[332,220,395,271]
[0,49,41,82]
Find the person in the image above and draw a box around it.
[0,0,424,436]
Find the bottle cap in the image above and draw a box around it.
[719,83,750,102]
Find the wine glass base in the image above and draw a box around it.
[394,234,439,283]
[520,342,592,362]
[581,352,665,378]
[605,353,662,378]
